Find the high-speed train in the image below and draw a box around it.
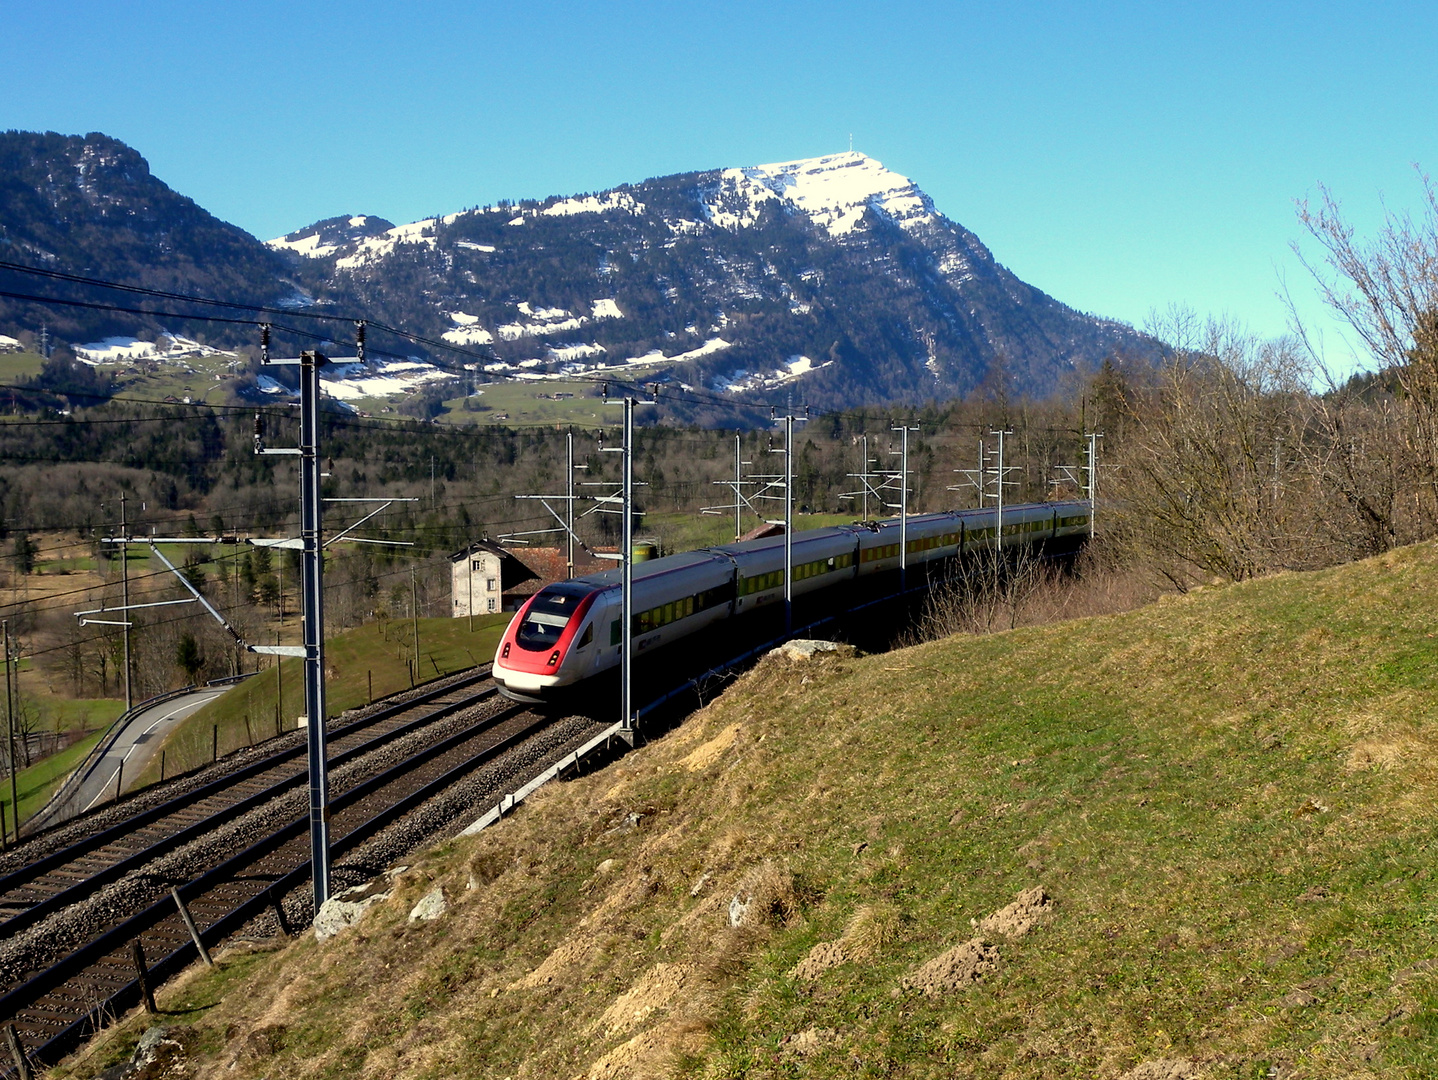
[492,500,1091,701]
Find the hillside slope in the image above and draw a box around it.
[0,131,295,347]
[60,546,1438,1079]
[279,150,1155,415]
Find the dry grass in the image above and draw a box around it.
[912,544,1163,644]
[54,541,1438,1080]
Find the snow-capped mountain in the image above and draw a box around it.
[274,149,1154,416]
[266,214,396,260]
[0,133,1154,417]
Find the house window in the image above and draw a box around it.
[486,577,497,591]
[471,559,483,572]
[487,597,497,612]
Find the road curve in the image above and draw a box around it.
[73,686,229,813]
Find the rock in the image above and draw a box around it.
[728,892,750,927]
[772,639,854,661]
[409,885,447,923]
[314,879,392,941]
[101,1024,193,1077]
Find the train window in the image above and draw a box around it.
[516,583,593,651]
[578,624,593,648]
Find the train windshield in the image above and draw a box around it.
[515,583,593,651]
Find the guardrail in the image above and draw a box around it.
[21,684,200,837]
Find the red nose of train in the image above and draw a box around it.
[493,584,598,698]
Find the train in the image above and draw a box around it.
[491,500,1092,701]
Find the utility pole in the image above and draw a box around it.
[411,565,420,683]
[566,432,576,579]
[119,493,132,711]
[622,396,636,732]
[949,438,988,508]
[734,434,743,541]
[296,350,331,909]
[768,411,808,632]
[990,428,1016,550]
[892,423,919,592]
[506,437,589,574]
[599,387,655,741]
[251,340,333,911]
[861,434,870,520]
[4,621,16,845]
[1087,432,1102,540]
[700,434,755,540]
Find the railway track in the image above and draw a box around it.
[0,667,610,1075]
[0,669,496,937]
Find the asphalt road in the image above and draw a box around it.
[74,686,230,813]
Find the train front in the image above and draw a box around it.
[492,581,603,702]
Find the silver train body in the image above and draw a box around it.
[492,500,1091,699]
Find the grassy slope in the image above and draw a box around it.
[59,545,1438,1079]
[5,727,106,830]
[129,614,509,787]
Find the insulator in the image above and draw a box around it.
[260,324,270,364]
[355,321,366,363]
[253,412,263,437]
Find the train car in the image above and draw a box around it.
[492,500,1092,701]
[710,526,861,614]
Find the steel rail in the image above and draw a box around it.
[0,679,497,940]
[1,703,546,1075]
[0,669,490,907]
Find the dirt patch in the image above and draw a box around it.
[901,938,999,996]
[976,885,1054,938]
[786,1026,840,1057]
[680,723,741,772]
[791,902,900,980]
[585,1019,707,1080]
[1117,1059,1207,1080]
[509,934,595,990]
[597,963,696,1036]
[792,939,849,980]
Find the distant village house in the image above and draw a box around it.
[450,541,608,616]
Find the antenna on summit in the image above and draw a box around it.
[848,133,853,152]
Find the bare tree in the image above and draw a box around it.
[1113,311,1315,583]
[1294,173,1438,533]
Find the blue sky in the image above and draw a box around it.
[6,0,1437,370]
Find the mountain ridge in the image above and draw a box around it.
[0,134,1157,418]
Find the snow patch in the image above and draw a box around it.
[507,216,526,226]
[548,342,606,362]
[256,374,292,396]
[671,337,731,363]
[455,241,496,252]
[715,354,831,393]
[591,298,623,320]
[321,360,455,401]
[334,218,439,269]
[0,335,21,352]
[266,232,340,258]
[541,191,645,217]
[704,150,935,237]
[442,326,495,346]
[74,334,232,365]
